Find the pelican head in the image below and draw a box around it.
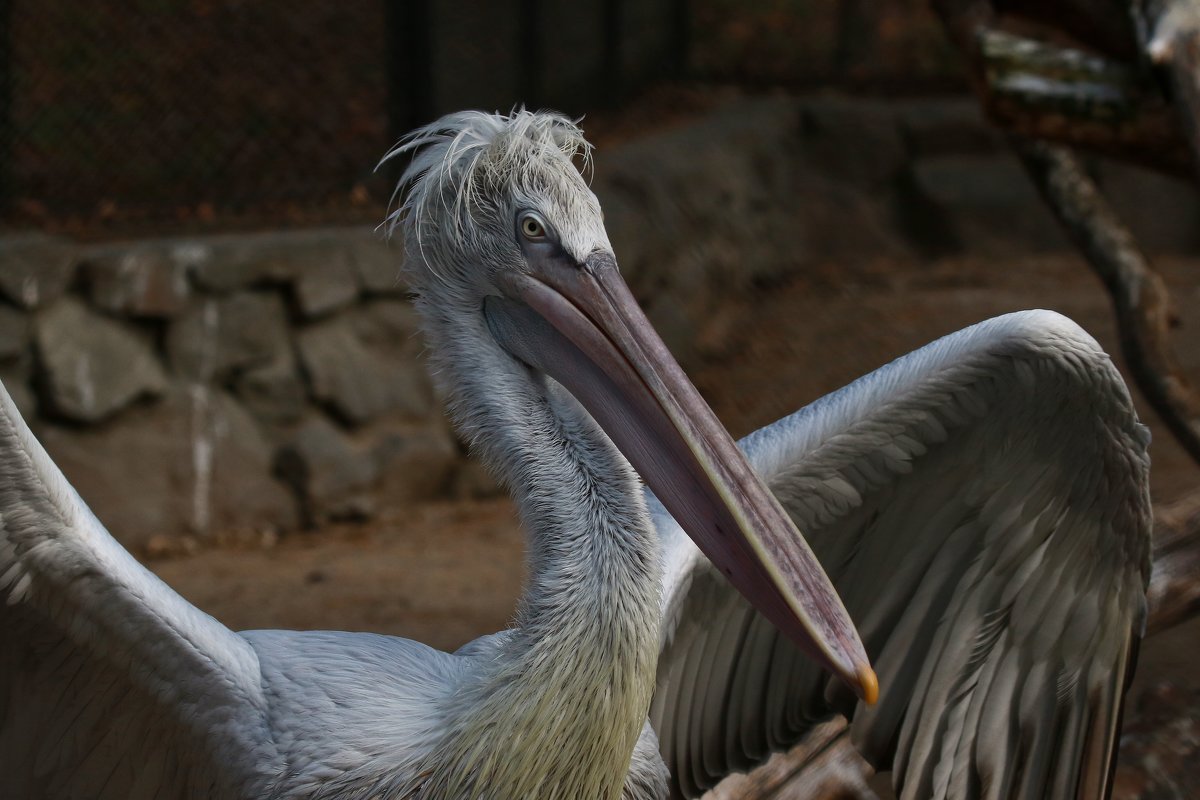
[385,109,876,703]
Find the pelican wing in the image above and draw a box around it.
[651,310,1152,799]
[0,386,279,798]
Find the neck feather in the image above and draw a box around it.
[418,306,663,799]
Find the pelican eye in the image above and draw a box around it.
[520,215,547,241]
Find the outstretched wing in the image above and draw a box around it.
[651,310,1152,799]
[0,384,282,799]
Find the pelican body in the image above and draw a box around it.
[0,110,1150,800]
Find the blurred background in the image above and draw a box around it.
[2,0,957,233]
[3,1,1200,796]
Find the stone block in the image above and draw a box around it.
[234,356,309,426]
[0,303,29,361]
[38,386,298,545]
[595,97,807,294]
[903,154,1069,253]
[187,233,299,292]
[298,301,433,426]
[594,191,646,283]
[799,96,908,187]
[166,292,290,382]
[594,96,912,365]
[451,456,504,500]
[350,299,424,349]
[35,298,167,423]
[190,230,360,309]
[896,98,1002,157]
[372,421,459,503]
[1098,160,1200,253]
[352,235,406,295]
[0,362,36,419]
[189,230,365,317]
[292,254,359,318]
[275,414,379,523]
[82,244,191,317]
[0,234,78,308]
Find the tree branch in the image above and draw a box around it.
[1013,140,1200,468]
[1148,491,1200,634]
[708,718,880,800]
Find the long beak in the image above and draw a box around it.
[484,249,876,704]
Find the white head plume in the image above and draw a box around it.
[380,109,596,289]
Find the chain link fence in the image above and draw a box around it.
[0,0,949,234]
[3,1,399,230]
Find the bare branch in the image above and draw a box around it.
[708,718,880,800]
[1013,140,1200,468]
[1148,492,1200,634]
[1112,680,1200,799]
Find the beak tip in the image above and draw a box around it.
[859,665,879,706]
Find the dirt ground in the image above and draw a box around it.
[149,248,1200,789]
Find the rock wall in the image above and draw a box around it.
[0,228,455,548]
[4,95,1196,548]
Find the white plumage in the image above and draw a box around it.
[0,110,1150,799]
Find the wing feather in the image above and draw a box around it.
[652,310,1151,799]
[0,382,281,799]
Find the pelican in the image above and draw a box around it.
[0,110,1150,800]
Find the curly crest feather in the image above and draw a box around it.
[379,109,593,280]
